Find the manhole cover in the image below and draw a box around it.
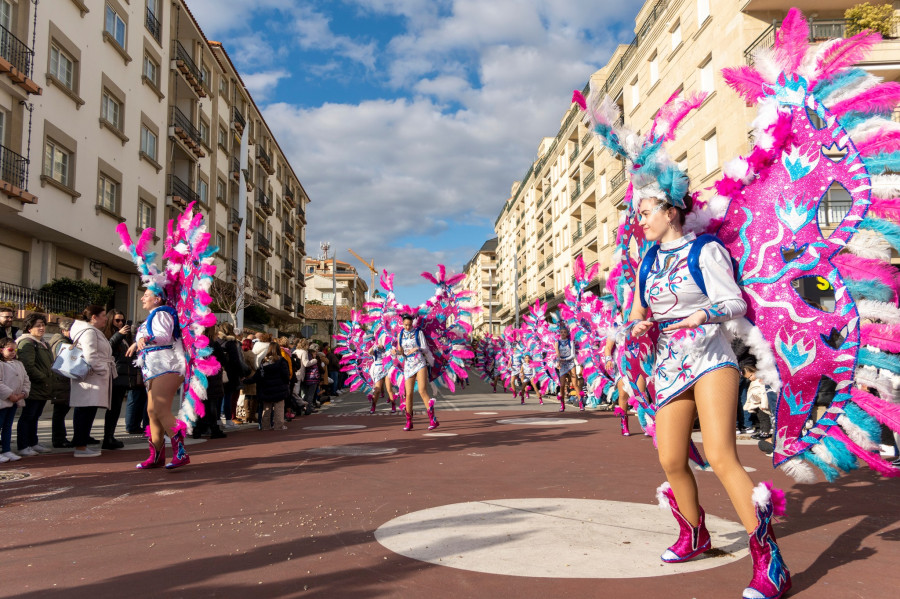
[306,445,397,456]
[0,471,31,483]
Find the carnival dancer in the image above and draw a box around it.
[520,355,540,403]
[368,340,396,413]
[116,204,220,471]
[126,288,189,469]
[555,325,580,412]
[392,313,438,431]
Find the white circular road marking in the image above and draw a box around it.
[304,425,367,431]
[474,412,498,415]
[423,432,458,437]
[306,445,397,456]
[496,418,588,425]
[375,498,747,578]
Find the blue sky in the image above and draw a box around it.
[188,0,641,306]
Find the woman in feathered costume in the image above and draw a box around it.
[575,70,781,598]
[392,312,438,431]
[117,203,219,470]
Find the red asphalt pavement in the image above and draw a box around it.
[1,393,898,598]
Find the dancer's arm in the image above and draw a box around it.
[697,242,746,324]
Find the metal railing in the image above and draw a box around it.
[0,144,28,190]
[573,226,584,243]
[572,181,582,202]
[174,40,201,84]
[746,19,859,64]
[585,215,597,233]
[256,190,273,214]
[255,234,271,254]
[583,170,595,187]
[282,257,294,274]
[230,208,242,228]
[570,145,579,162]
[233,106,246,129]
[170,106,201,144]
[145,7,161,43]
[0,281,90,315]
[283,294,294,310]
[255,276,270,295]
[611,169,626,191]
[581,131,593,147]
[230,259,238,276]
[0,23,35,79]
[257,145,272,167]
[167,174,199,204]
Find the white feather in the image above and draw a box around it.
[846,229,892,261]
[751,481,772,507]
[752,47,782,82]
[724,318,781,392]
[848,116,899,143]
[857,299,900,324]
[812,443,836,465]
[821,72,882,108]
[656,481,672,509]
[781,456,818,484]
[870,174,900,199]
[837,413,881,450]
[855,365,900,402]
[724,157,750,181]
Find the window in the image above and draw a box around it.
[677,153,688,175]
[0,1,11,30]
[671,21,682,50]
[217,177,226,203]
[630,78,639,110]
[818,183,852,226]
[602,220,609,246]
[49,44,75,89]
[43,140,70,185]
[105,4,127,48]
[218,125,227,149]
[143,54,159,86]
[138,200,155,230]
[216,231,225,255]
[198,179,208,205]
[697,0,710,25]
[140,125,157,159]
[200,63,210,89]
[704,131,718,174]
[699,56,714,94]
[649,53,658,86]
[199,119,210,147]
[101,91,122,129]
[98,174,118,212]
[219,77,228,97]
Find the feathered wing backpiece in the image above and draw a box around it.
[716,8,900,481]
[521,299,559,395]
[117,203,220,428]
[335,310,375,394]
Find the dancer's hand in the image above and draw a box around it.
[631,320,653,337]
[603,356,614,375]
[125,342,138,357]
[662,311,707,332]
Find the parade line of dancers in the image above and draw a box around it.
[97,11,900,599]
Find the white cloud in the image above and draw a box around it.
[242,69,292,101]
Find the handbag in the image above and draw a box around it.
[51,329,91,381]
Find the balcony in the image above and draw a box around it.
[167,174,199,207]
[255,275,271,299]
[233,106,246,133]
[230,208,242,232]
[256,190,274,216]
[145,7,161,43]
[283,257,295,278]
[0,24,41,95]
[257,146,275,175]
[745,19,864,65]
[283,186,295,208]
[282,221,296,242]
[0,144,36,204]
[172,40,206,97]
[282,294,294,312]
[297,203,306,223]
[583,170,595,188]
[572,181,582,203]
[255,234,272,257]
[611,169,626,191]
[229,258,238,281]
[570,144,580,162]
[573,226,584,243]
[297,238,305,256]
[585,215,597,234]
[169,107,204,158]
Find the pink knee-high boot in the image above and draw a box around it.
[403,410,413,431]
[615,406,631,436]
[136,440,165,469]
[165,421,190,469]
[427,399,439,430]
[657,482,711,563]
[367,394,376,413]
[743,482,791,599]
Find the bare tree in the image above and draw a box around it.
[209,275,266,332]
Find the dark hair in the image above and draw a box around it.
[0,306,13,315]
[401,313,414,321]
[82,305,106,322]
[104,309,126,339]
[664,192,694,227]
[0,337,16,359]
[23,312,47,332]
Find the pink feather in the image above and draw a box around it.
[421,271,438,285]
[869,198,900,223]
[828,426,900,477]
[834,253,900,301]
[722,65,769,103]
[861,323,900,353]
[851,388,900,432]
[815,31,882,81]
[652,91,707,142]
[830,82,900,117]
[773,8,810,73]
[446,273,466,286]
[438,264,446,281]
[573,255,585,281]
[572,90,587,111]
[762,481,787,517]
[856,129,900,157]
[586,262,599,282]
[115,223,133,247]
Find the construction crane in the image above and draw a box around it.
[347,248,376,301]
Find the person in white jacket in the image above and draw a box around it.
[69,306,114,458]
[0,338,29,462]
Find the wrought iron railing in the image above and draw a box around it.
[174,40,201,83]
[255,276,270,294]
[611,169,626,191]
[145,7,161,43]
[255,234,271,254]
[256,190,273,214]
[283,257,294,273]
[585,215,597,233]
[583,170,595,187]
[573,226,584,243]
[0,144,28,190]
[0,23,35,79]
[230,259,238,276]
[233,106,245,129]
[0,281,89,315]
[170,106,201,144]
[746,19,857,64]
[167,174,199,204]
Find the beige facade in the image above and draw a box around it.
[493,0,900,326]
[0,0,309,329]
[462,237,499,335]
[303,258,368,311]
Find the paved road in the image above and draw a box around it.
[2,371,898,598]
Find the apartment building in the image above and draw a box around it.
[492,0,900,327]
[0,0,309,330]
[303,258,368,311]
[461,237,499,335]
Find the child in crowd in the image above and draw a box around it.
[0,338,29,462]
[742,364,772,440]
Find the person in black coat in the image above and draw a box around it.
[193,329,227,439]
[253,343,290,431]
[215,323,246,425]
[103,311,142,449]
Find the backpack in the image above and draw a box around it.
[146,306,182,341]
[638,234,731,308]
